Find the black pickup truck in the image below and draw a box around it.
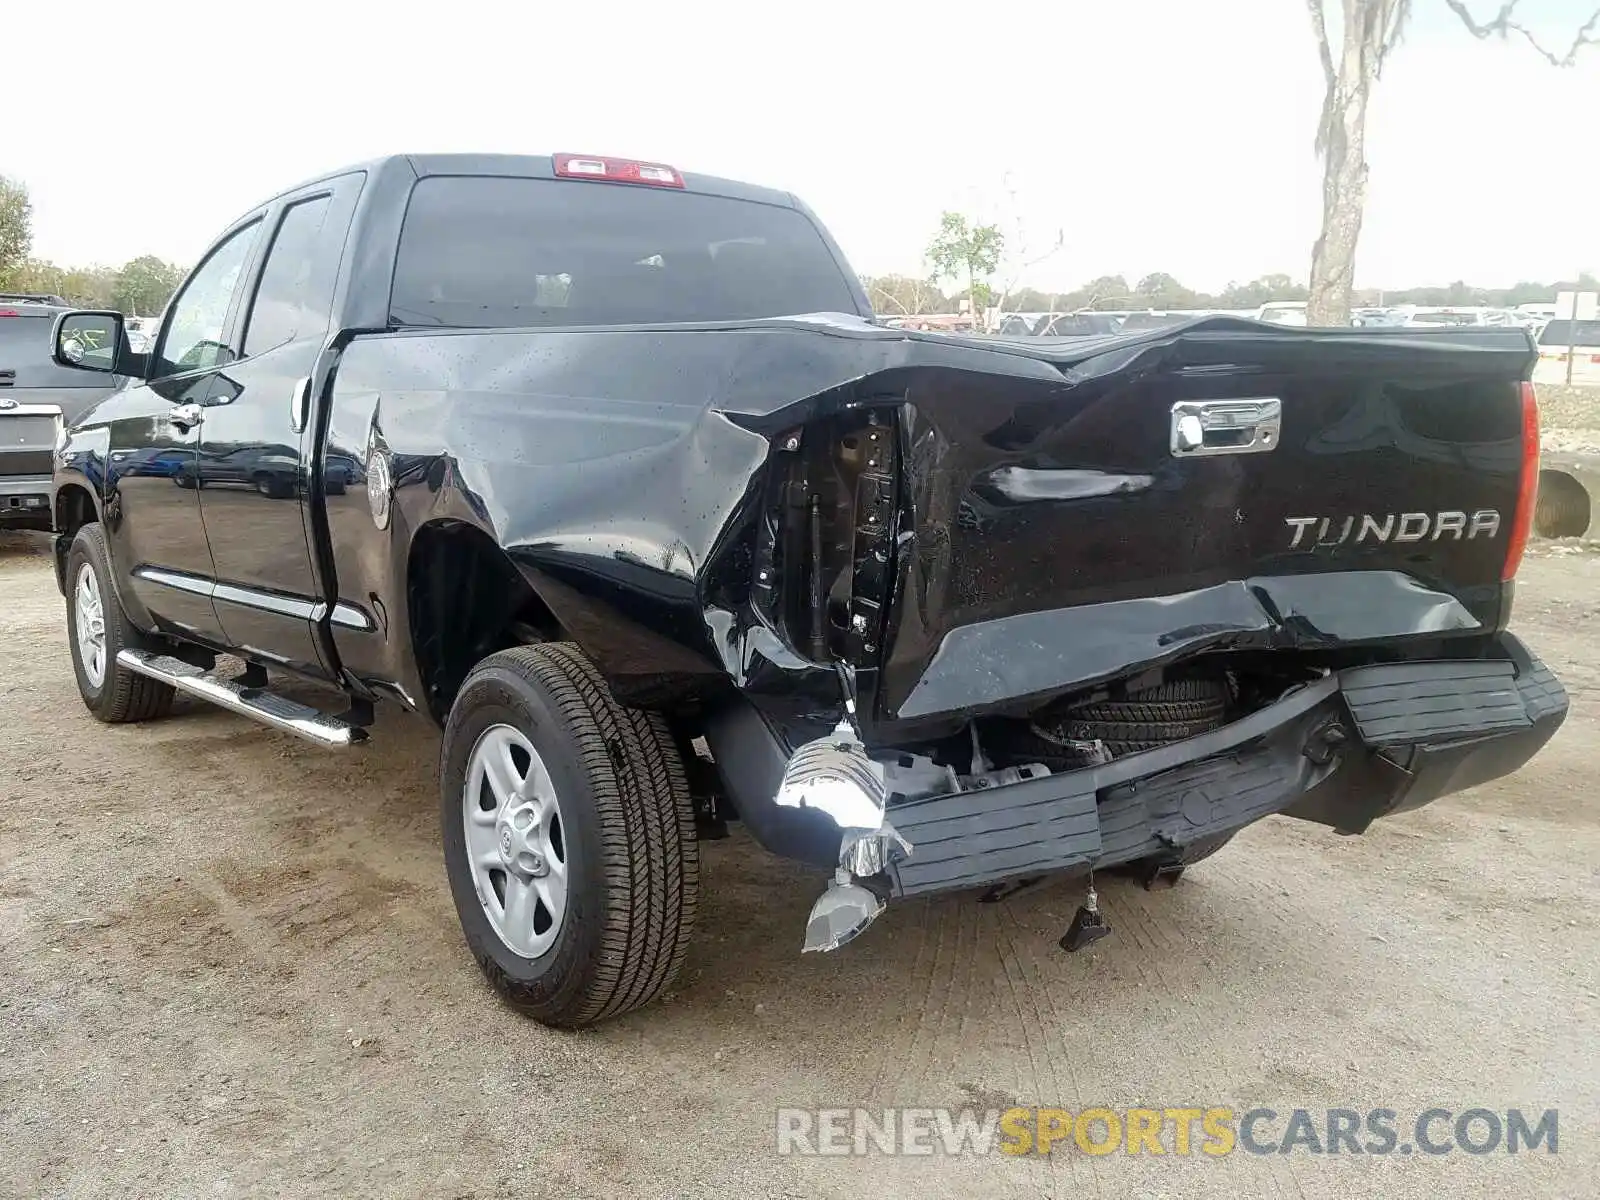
[46,153,1567,1027]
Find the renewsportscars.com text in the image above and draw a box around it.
[775,1106,1559,1157]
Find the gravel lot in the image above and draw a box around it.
[2,530,1596,1200]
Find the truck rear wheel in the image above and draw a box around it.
[64,524,175,723]
[439,643,699,1027]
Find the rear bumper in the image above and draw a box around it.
[883,634,1565,897]
[0,475,52,529]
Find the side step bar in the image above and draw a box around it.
[117,649,367,747]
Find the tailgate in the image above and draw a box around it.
[0,402,64,478]
[879,325,1536,723]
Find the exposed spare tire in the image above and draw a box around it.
[1033,678,1228,758]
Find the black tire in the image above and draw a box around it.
[1045,678,1228,757]
[440,643,699,1027]
[64,524,175,723]
[253,473,293,500]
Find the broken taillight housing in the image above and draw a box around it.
[553,153,684,188]
[1502,380,1540,582]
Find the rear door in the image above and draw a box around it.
[106,217,264,641]
[194,173,363,677]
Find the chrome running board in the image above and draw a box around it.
[116,649,366,747]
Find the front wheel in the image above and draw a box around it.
[64,524,174,723]
[440,643,699,1027]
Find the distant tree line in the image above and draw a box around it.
[0,175,187,315]
[864,268,1600,317]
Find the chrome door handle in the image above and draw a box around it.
[289,377,310,434]
[169,403,204,429]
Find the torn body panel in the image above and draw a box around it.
[317,314,1553,924]
[322,315,1533,735]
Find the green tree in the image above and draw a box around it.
[1064,275,1135,310]
[112,255,185,316]
[926,212,1003,322]
[1134,272,1201,309]
[1219,275,1310,309]
[0,176,33,289]
[1006,287,1061,312]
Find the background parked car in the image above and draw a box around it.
[1034,312,1123,337]
[1254,301,1308,326]
[1534,318,1600,386]
[0,295,126,530]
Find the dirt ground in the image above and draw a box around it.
[1,531,1597,1200]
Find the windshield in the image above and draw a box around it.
[1539,320,1600,346]
[390,176,860,329]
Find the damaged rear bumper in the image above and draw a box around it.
[710,634,1566,904]
[890,634,1565,896]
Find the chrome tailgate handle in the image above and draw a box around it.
[1171,398,1281,457]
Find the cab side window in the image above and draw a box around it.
[241,195,337,357]
[155,220,261,377]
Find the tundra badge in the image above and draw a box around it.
[1286,511,1502,548]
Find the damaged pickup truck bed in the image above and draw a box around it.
[47,153,1566,1026]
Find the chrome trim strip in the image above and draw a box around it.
[213,580,319,621]
[132,565,213,597]
[0,403,65,417]
[329,602,373,631]
[134,567,368,629]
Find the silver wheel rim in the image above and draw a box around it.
[463,723,568,958]
[74,563,107,689]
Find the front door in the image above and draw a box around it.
[105,217,264,641]
[195,175,363,677]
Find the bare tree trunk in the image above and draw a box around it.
[1307,67,1370,324]
[1306,0,1406,327]
[1305,0,1596,327]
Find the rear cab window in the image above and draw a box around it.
[389,175,860,329]
[1539,320,1600,346]
[243,195,336,356]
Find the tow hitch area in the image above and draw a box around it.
[749,635,1567,958]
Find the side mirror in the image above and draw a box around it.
[51,310,136,376]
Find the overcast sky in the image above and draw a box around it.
[8,0,1597,292]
